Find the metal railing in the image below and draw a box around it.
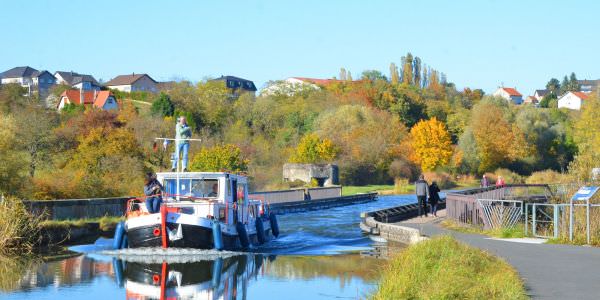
[446,184,552,229]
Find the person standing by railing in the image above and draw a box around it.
[144,172,163,213]
[496,175,505,187]
[481,174,489,188]
[415,175,430,217]
[171,116,192,172]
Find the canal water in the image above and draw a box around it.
[0,195,418,300]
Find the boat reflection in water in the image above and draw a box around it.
[116,254,266,300]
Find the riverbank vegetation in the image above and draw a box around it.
[372,236,528,299]
[0,53,599,201]
[0,198,43,255]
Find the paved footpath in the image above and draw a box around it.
[398,210,600,300]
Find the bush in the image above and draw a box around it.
[526,169,567,184]
[0,198,43,255]
[372,236,527,299]
[486,168,524,185]
[423,171,455,189]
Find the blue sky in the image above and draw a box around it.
[1,0,598,95]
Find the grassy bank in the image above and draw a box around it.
[342,185,394,196]
[372,236,528,299]
[441,220,526,239]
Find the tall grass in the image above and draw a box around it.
[372,236,528,300]
[0,198,44,255]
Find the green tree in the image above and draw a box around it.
[539,93,557,108]
[560,75,569,94]
[361,70,387,81]
[150,92,175,117]
[190,144,249,172]
[413,56,422,87]
[568,72,579,92]
[0,114,27,196]
[545,78,560,94]
[14,105,59,177]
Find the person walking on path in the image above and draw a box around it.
[495,175,505,187]
[428,181,441,217]
[480,174,489,188]
[172,116,192,172]
[144,172,163,213]
[415,175,430,217]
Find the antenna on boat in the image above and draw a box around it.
[155,137,202,201]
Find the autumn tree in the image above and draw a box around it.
[401,53,414,85]
[190,144,249,172]
[389,63,399,84]
[409,117,453,171]
[569,95,600,180]
[289,133,338,164]
[469,101,529,173]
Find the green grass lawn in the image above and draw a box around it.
[372,236,528,299]
[342,185,394,196]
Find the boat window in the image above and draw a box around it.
[165,179,218,198]
[237,183,246,203]
[190,179,219,198]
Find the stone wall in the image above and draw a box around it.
[282,163,339,186]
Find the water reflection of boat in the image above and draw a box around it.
[119,255,265,300]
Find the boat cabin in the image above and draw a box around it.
[155,172,257,226]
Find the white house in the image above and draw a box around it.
[57,89,118,111]
[493,87,523,104]
[557,91,589,110]
[0,66,56,96]
[105,73,157,93]
[54,71,102,91]
[533,89,551,101]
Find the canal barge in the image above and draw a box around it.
[118,171,279,250]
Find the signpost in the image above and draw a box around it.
[570,186,599,244]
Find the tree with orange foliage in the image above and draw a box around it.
[409,117,453,171]
[470,102,529,173]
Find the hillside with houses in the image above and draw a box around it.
[1,56,599,201]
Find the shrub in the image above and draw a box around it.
[0,198,43,255]
[486,168,524,185]
[423,171,455,189]
[372,236,527,299]
[526,169,567,184]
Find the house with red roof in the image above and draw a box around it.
[57,89,119,111]
[493,87,523,104]
[558,91,589,110]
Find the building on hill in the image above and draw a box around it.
[524,95,539,106]
[493,87,523,104]
[0,66,56,97]
[105,73,157,93]
[57,89,118,111]
[557,91,589,110]
[577,79,600,94]
[54,71,102,91]
[260,77,361,96]
[533,89,552,101]
[211,75,257,97]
